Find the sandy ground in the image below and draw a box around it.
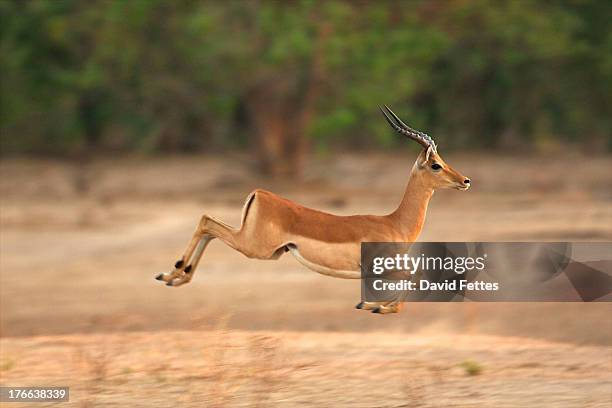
[1,331,610,407]
[0,152,611,406]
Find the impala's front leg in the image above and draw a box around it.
[355,301,383,311]
[356,300,403,314]
[372,301,403,314]
[356,288,406,314]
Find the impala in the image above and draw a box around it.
[156,106,471,314]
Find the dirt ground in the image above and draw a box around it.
[1,152,611,407]
[1,331,610,407]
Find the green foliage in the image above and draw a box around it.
[1,0,610,154]
[459,360,483,376]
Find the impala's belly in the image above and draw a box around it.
[289,237,361,271]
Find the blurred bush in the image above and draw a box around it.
[1,0,610,175]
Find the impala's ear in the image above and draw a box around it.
[417,145,435,168]
[425,145,434,162]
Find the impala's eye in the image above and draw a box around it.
[431,163,442,170]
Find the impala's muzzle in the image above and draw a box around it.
[455,178,471,190]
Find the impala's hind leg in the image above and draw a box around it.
[156,214,240,285]
[166,234,214,286]
[156,231,205,284]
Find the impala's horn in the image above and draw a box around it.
[379,105,436,151]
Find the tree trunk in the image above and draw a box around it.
[244,22,329,179]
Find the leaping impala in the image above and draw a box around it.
[156,106,470,314]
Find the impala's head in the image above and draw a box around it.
[380,105,471,191]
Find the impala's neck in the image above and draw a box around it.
[389,169,434,241]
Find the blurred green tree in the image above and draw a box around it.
[1,0,610,176]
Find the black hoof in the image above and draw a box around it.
[155,273,164,281]
[174,259,184,269]
[355,302,364,309]
[184,265,192,273]
[372,307,381,314]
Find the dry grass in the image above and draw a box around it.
[0,330,610,407]
[72,348,105,407]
